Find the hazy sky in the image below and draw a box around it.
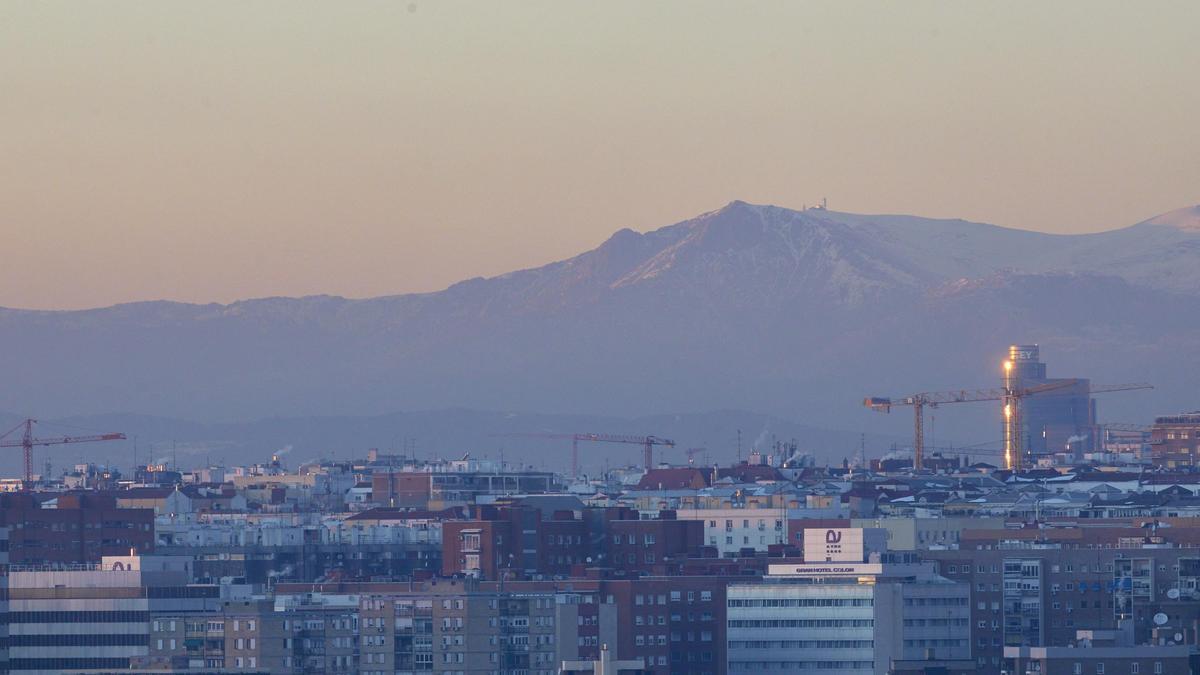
[2,1,1198,310]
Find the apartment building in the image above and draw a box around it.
[278,579,565,675]
[924,523,1200,674]
[1151,412,1200,469]
[0,492,153,564]
[676,508,788,556]
[442,505,703,580]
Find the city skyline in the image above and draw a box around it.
[3,5,1200,675]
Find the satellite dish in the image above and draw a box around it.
[1153,613,1169,626]
[1168,588,1181,599]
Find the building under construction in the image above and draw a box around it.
[1003,344,1097,459]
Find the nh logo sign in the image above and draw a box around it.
[825,530,842,544]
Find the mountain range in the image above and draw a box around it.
[2,201,1198,470]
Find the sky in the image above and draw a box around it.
[2,1,1198,310]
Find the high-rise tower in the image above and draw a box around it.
[1002,344,1095,465]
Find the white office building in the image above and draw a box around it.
[726,528,971,675]
[7,554,217,674]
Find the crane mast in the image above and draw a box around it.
[0,418,126,484]
[864,380,1151,472]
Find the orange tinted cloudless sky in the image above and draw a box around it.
[2,1,1198,309]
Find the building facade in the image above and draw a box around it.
[7,554,214,674]
[727,528,971,675]
[1150,412,1200,469]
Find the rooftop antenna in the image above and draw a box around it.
[821,197,827,209]
[737,429,742,463]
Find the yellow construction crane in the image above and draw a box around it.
[864,379,1152,471]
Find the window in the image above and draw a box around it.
[1096,664,1104,674]
[1073,664,1082,675]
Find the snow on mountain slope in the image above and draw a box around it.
[798,203,1200,295]
[1,200,1198,426]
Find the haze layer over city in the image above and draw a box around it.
[1,3,1199,675]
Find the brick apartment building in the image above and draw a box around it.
[1151,412,1200,469]
[0,492,153,565]
[442,505,704,580]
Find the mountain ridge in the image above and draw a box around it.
[1,201,1197,444]
[5,200,1199,314]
